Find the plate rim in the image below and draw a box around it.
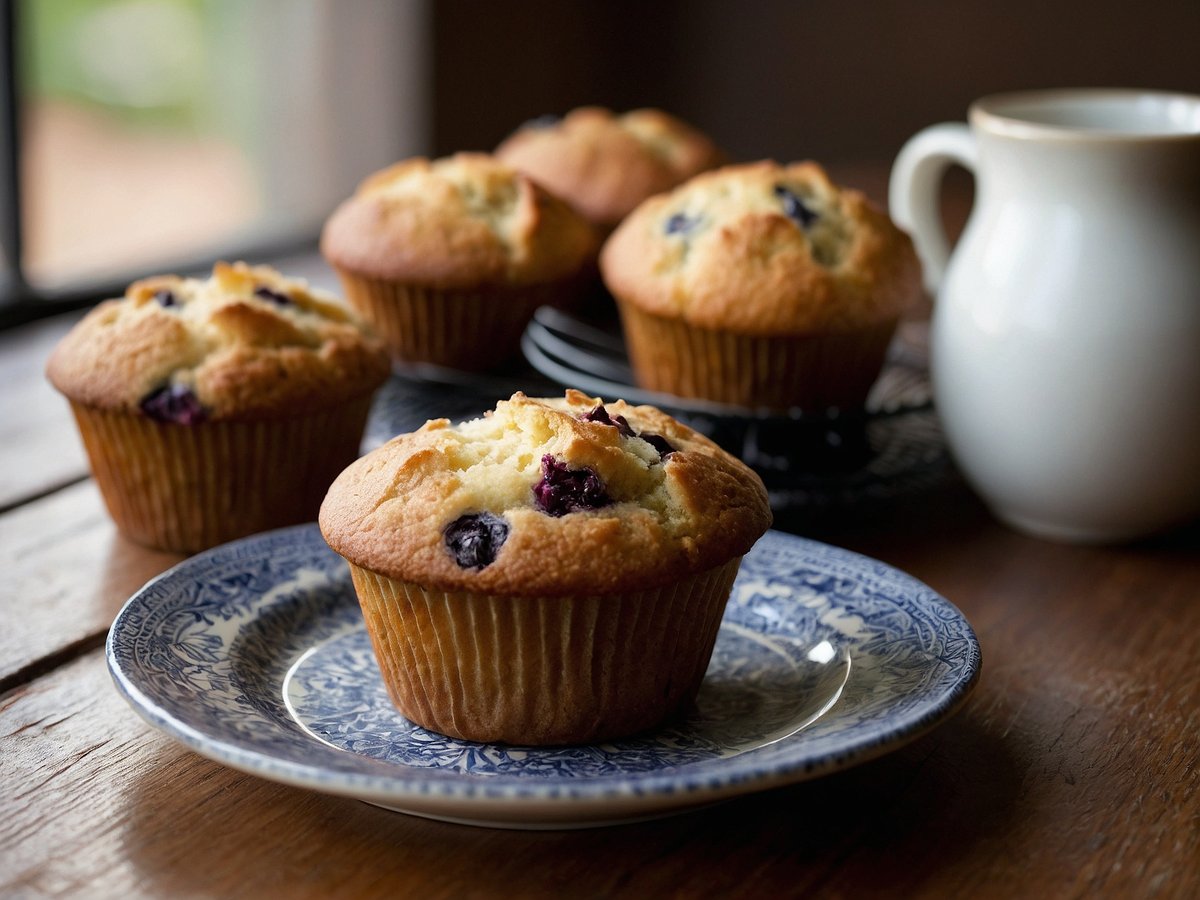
[106,524,981,824]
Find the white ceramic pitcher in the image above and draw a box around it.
[889,89,1200,542]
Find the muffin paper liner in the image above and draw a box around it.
[71,399,372,554]
[617,304,898,413]
[347,557,744,746]
[334,274,566,370]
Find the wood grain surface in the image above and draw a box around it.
[2,300,1198,898]
[0,314,88,511]
[0,479,181,693]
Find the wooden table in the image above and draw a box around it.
[3,307,1198,899]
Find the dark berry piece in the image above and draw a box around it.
[253,285,292,306]
[582,405,634,437]
[533,455,612,517]
[640,433,676,459]
[773,184,818,229]
[154,289,178,308]
[444,512,509,570]
[582,405,613,426]
[664,212,699,235]
[140,384,207,425]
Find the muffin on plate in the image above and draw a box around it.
[320,152,597,370]
[495,106,726,236]
[319,389,772,746]
[46,261,390,554]
[600,160,923,413]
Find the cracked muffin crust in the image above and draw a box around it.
[320,154,597,369]
[320,389,770,596]
[47,262,390,553]
[495,107,726,232]
[600,160,923,411]
[322,153,597,288]
[319,390,772,744]
[47,261,390,421]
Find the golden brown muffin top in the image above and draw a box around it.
[46,261,391,421]
[600,160,923,335]
[320,152,597,288]
[495,107,726,230]
[319,390,772,596]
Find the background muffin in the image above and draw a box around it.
[47,261,390,553]
[496,106,726,235]
[319,389,772,746]
[600,160,923,413]
[320,152,597,370]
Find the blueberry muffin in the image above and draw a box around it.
[600,160,923,412]
[46,261,391,553]
[319,389,772,746]
[496,107,726,234]
[320,152,597,369]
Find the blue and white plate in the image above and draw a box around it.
[107,525,981,829]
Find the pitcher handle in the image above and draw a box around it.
[888,123,977,294]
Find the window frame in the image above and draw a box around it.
[0,0,431,330]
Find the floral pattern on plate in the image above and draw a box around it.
[107,525,980,828]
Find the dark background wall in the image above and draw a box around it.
[432,1,1200,166]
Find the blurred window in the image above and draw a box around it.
[3,0,429,315]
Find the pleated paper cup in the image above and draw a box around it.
[346,556,744,746]
[334,273,566,371]
[70,398,373,554]
[618,303,898,413]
